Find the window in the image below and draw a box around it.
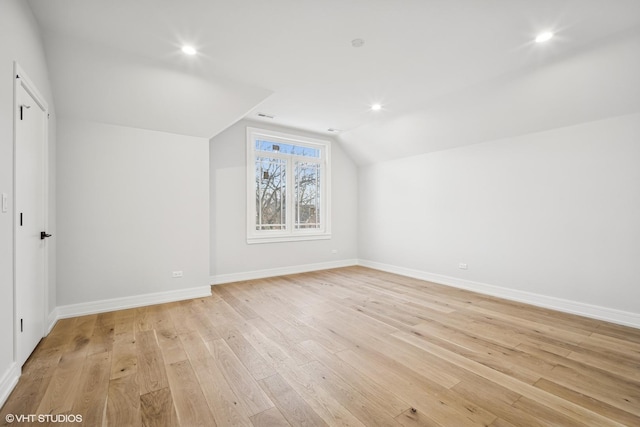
[247,127,331,244]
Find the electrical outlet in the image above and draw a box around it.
[172,271,183,278]
[458,263,468,270]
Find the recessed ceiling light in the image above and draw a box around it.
[535,32,554,43]
[371,104,382,111]
[181,45,197,55]
[351,38,365,48]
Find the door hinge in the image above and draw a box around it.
[20,213,23,226]
[20,105,23,120]
[20,318,23,332]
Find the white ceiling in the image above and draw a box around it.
[28,0,640,162]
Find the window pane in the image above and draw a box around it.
[256,139,320,158]
[295,161,320,229]
[256,157,286,230]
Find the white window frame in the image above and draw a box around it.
[246,127,331,244]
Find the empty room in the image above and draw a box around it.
[1,0,639,426]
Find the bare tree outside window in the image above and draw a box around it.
[295,162,320,229]
[255,157,286,230]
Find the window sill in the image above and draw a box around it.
[247,233,331,245]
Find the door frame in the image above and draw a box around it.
[13,62,49,365]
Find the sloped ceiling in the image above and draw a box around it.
[42,33,271,138]
[27,0,640,161]
[340,29,640,164]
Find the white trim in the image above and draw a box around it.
[211,259,358,285]
[247,233,331,245]
[358,259,640,329]
[14,63,48,111]
[47,308,59,334]
[246,126,331,244]
[53,286,212,320]
[0,362,20,408]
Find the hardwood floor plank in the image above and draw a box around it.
[407,324,545,384]
[337,348,497,427]
[37,317,77,351]
[219,327,276,381]
[595,322,640,344]
[0,373,54,420]
[70,351,111,425]
[392,330,624,426]
[314,312,462,389]
[156,325,188,366]
[136,330,169,395]
[543,364,640,416]
[86,312,116,355]
[582,332,640,359]
[298,360,402,427]
[2,267,638,427]
[180,331,211,362]
[213,286,260,320]
[511,396,587,427]
[395,407,443,427]
[450,375,554,427]
[188,299,224,341]
[168,301,199,335]
[165,360,216,426]
[113,310,136,349]
[21,343,64,378]
[300,339,410,417]
[140,387,178,427]
[209,338,274,416]
[277,362,367,426]
[234,321,297,369]
[35,351,85,415]
[106,374,140,427]
[534,378,640,426]
[190,356,253,427]
[111,334,138,380]
[248,317,315,366]
[567,347,640,382]
[68,314,98,354]
[250,407,292,427]
[258,373,327,427]
[489,418,520,427]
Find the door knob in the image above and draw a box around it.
[40,231,52,240]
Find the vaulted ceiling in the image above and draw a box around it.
[28,0,640,163]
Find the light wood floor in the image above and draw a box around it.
[1,266,639,426]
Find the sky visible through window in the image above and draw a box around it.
[256,139,320,158]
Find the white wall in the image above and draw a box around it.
[359,113,640,322]
[57,119,209,306]
[210,120,358,280]
[0,0,56,405]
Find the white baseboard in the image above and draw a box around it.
[0,362,20,409]
[53,285,212,322]
[47,308,58,334]
[211,259,359,285]
[358,259,640,329]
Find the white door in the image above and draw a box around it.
[15,69,48,367]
